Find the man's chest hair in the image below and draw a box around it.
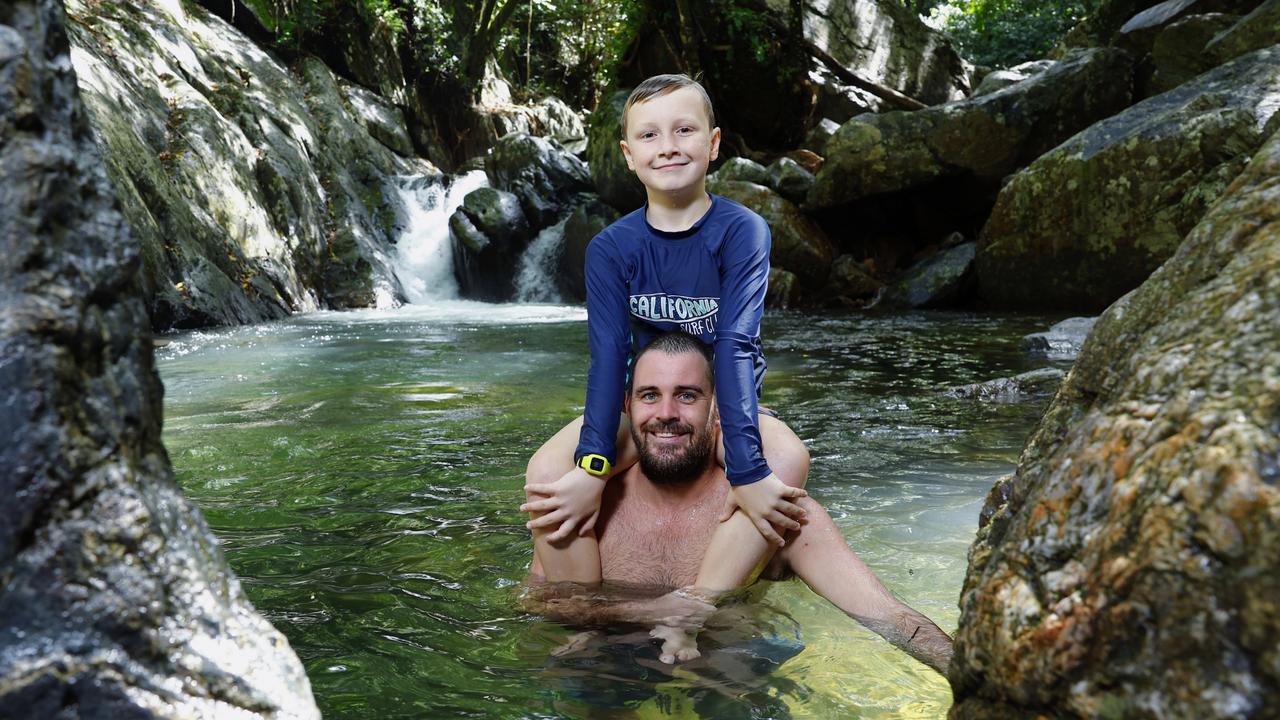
[599,503,718,589]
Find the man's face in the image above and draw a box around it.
[627,349,718,485]
[620,87,721,198]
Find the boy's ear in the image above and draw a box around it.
[709,127,721,162]
[619,139,635,171]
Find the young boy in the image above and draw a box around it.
[521,74,811,661]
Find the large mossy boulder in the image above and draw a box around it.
[0,2,318,716]
[808,48,1135,209]
[976,46,1280,311]
[709,181,838,290]
[951,120,1280,719]
[587,90,646,213]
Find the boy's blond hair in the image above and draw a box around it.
[620,74,716,139]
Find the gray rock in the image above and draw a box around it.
[808,48,1134,209]
[775,0,971,104]
[802,118,842,154]
[485,132,591,228]
[1146,13,1241,96]
[952,104,1280,720]
[0,2,318,717]
[458,187,530,248]
[977,46,1280,311]
[946,368,1067,401]
[65,0,438,329]
[1206,0,1280,65]
[556,195,620,302]
[972,59,1059,96]
[876,242,977,309]
[587,90,646,212]
[534,96,586,146]
[822,255,884,304]
[341,79,414,156]
[1022,317,1099,361]
[450,188,530,301]
[767,156,816,205]
[715,156,772,186]
[766,267,802,309]
[708,181,837,289]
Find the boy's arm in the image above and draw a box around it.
[712,212,806,544]
[577,236,632,470]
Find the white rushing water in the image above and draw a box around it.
[387,171,489,305]
[513,217,568,303]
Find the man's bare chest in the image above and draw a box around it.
[598,501,720,589]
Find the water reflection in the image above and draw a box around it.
[159,307,1067,718]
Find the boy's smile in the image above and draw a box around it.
[620,87,721,202]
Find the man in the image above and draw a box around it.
[524,332,953,675]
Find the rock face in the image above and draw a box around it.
[977,46,1280,311]
[952,122,1280,718]
[771,0,971,104]
[485,132,592,228]
[0,2,318,717]
[65,0,437,329]
[808,48,1134,209]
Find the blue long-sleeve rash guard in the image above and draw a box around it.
[575,194,772,486]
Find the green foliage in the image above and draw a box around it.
[927,0,1095,68]
[511,0,638,109]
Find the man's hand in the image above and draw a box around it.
[522,466,606,542]
[721,473,807,546]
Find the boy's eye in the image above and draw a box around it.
[677,126,694,135]
[640,131,657,140]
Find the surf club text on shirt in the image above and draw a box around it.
[629,293,719,336]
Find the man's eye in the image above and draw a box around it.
[641,392,658,401]
[678,392,696,402]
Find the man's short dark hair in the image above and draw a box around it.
[626,331,715,396]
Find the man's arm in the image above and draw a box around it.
[519,576,715,630]
[779,498,954,675]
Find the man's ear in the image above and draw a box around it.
[620,139,635,171]
[709,127,721,162]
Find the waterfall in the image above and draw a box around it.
[514,216,568,303]
[388,170,488,305]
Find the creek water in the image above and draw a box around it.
[158,304,1063,719]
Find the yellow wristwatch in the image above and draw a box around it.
[577,454,612,478]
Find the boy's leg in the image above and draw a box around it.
[694,414,810,593]
[525,414,638,584]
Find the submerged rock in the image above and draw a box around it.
[952,115,1280,719]
[0,1,317,716]
[1023,317,1099,361]
[808,48,1134,210]
[946,368,1066,401]
[977,46,1280,311]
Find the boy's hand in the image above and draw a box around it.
[720,473,807,546]
[521,467,606,542]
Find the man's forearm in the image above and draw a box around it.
[520,582,716,629]
[857,607,953,675]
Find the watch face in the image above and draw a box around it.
[587,457,607,474]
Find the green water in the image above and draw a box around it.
[158,303,1062,719]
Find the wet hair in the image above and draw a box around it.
[620,74,716,139]
[626,331,715,396]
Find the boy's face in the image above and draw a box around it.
[620,87,721,199]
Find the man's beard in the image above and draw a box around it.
[631,416,716,486]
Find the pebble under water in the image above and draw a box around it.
[158,303,1065,719]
